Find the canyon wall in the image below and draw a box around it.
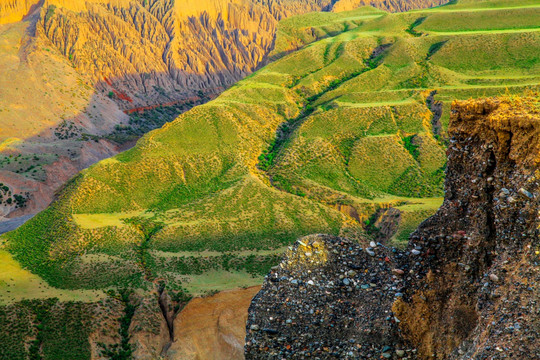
[0,0,41,24]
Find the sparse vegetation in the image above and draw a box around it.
[0,298,94,360]
[98,289,136,360]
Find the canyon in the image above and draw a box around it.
[0,0,449,227]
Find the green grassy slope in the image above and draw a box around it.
[3,0,540,294]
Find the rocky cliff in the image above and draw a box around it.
[245,96,540,359]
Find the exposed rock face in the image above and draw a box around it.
[245,97,540,359]
[37,0,335,110]
[0,0,41,24]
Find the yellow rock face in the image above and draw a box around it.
[33,0,333,107]
[0,0,41,24]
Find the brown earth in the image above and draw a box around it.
[83,286,260,359]
[167,286,261,360]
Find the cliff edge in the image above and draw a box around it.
[245,96,540,359]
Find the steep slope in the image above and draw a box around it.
[246,95,540,359]
[393,96,540,359]
[0,0,41,24]
[0,0,448,224]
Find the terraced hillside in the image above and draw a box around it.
[1,1,539,358]
[0,0,448,225]
[4,0,539,294]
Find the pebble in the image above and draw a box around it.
[392,269,405,276]
[343,278,351,286]
[396,349,405,357]
[489,274,499,282]
[411,249,421,256]
[366,249,375,256]
[518,188,533,199]
[250,324,260,331]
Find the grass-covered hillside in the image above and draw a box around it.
[4,0,540,295]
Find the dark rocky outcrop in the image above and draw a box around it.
[245,96,540,359]
[245,234,412,359]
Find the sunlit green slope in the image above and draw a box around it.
[4,0,540,293]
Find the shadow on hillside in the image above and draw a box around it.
[0,51,272,229]
[0,70,221,226]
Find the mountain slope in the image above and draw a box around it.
[0,0,449,224]
[0,0,330,223]
[4,0,539,293]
